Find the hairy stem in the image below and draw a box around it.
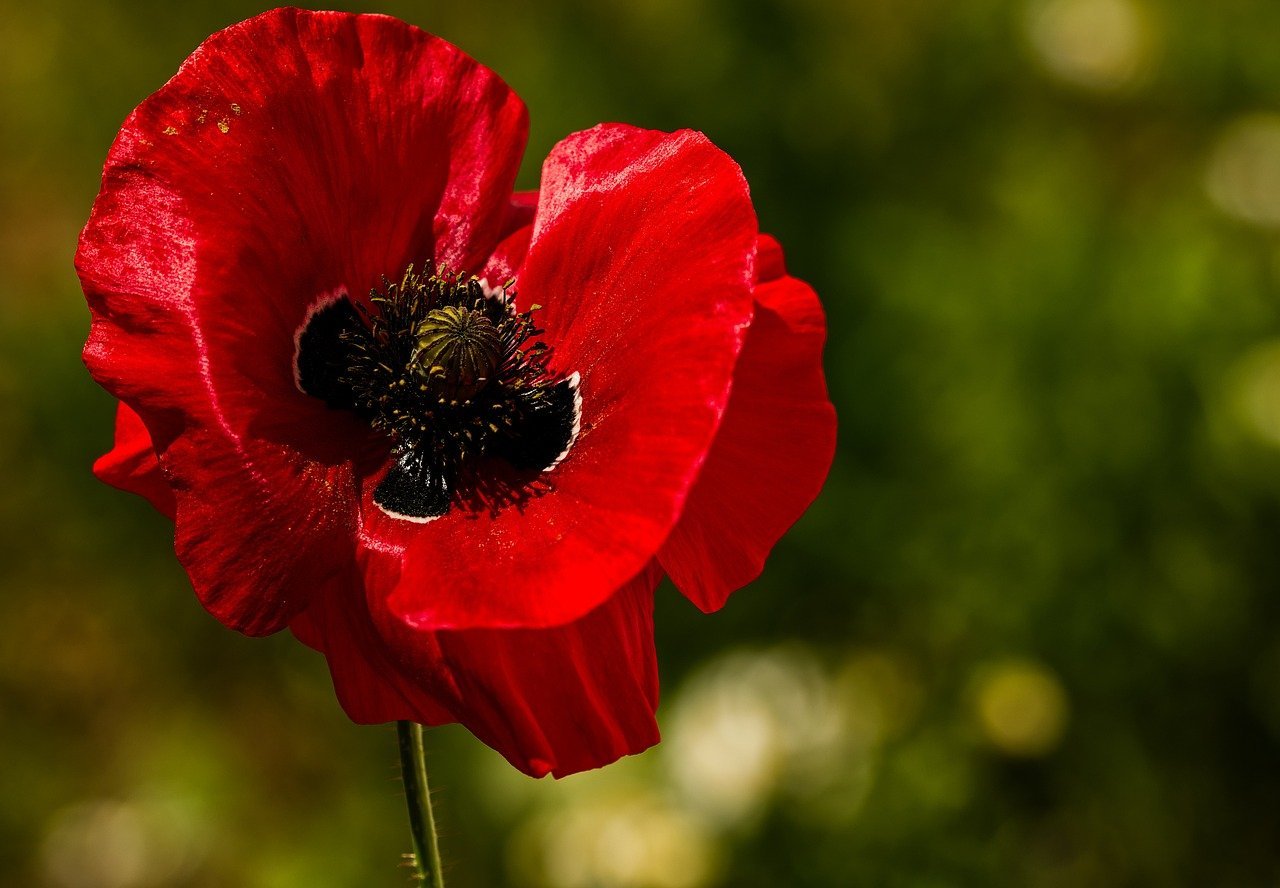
[396,721,445,887]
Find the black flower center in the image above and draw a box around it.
[294,267,581,522]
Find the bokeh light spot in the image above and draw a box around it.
[1228,339,1280,447]
[1026,0,1152,91]
[664,648,846,824]
[1207,114,1280,228]
[511,794,719,888]
[974,660,1070,757]
[40,797,204,888]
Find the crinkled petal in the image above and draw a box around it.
[292,562,662,777]
[659,235,836,611]
[93,401,176,519]
[363,124,757,630]
[79,9,528,635]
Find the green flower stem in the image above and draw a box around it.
[396,721,445,888]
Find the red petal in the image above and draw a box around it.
[292,563,662,777]
[93,401,176,519]
[505,189,539,234]
[365,124,757,630]
[480,191,539,285]
[79,9,528,635]
[288,569,456,727]
[659,235,836,611]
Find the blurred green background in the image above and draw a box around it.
[5,0,1280,885]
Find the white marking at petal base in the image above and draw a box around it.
[545,371,583,471]
[374,502,443,524]
[292,287,349,394]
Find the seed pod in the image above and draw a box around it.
[411,306,501,401]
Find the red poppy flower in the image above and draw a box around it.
[80,8,835,777]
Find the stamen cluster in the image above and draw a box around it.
[340,267,553,473]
